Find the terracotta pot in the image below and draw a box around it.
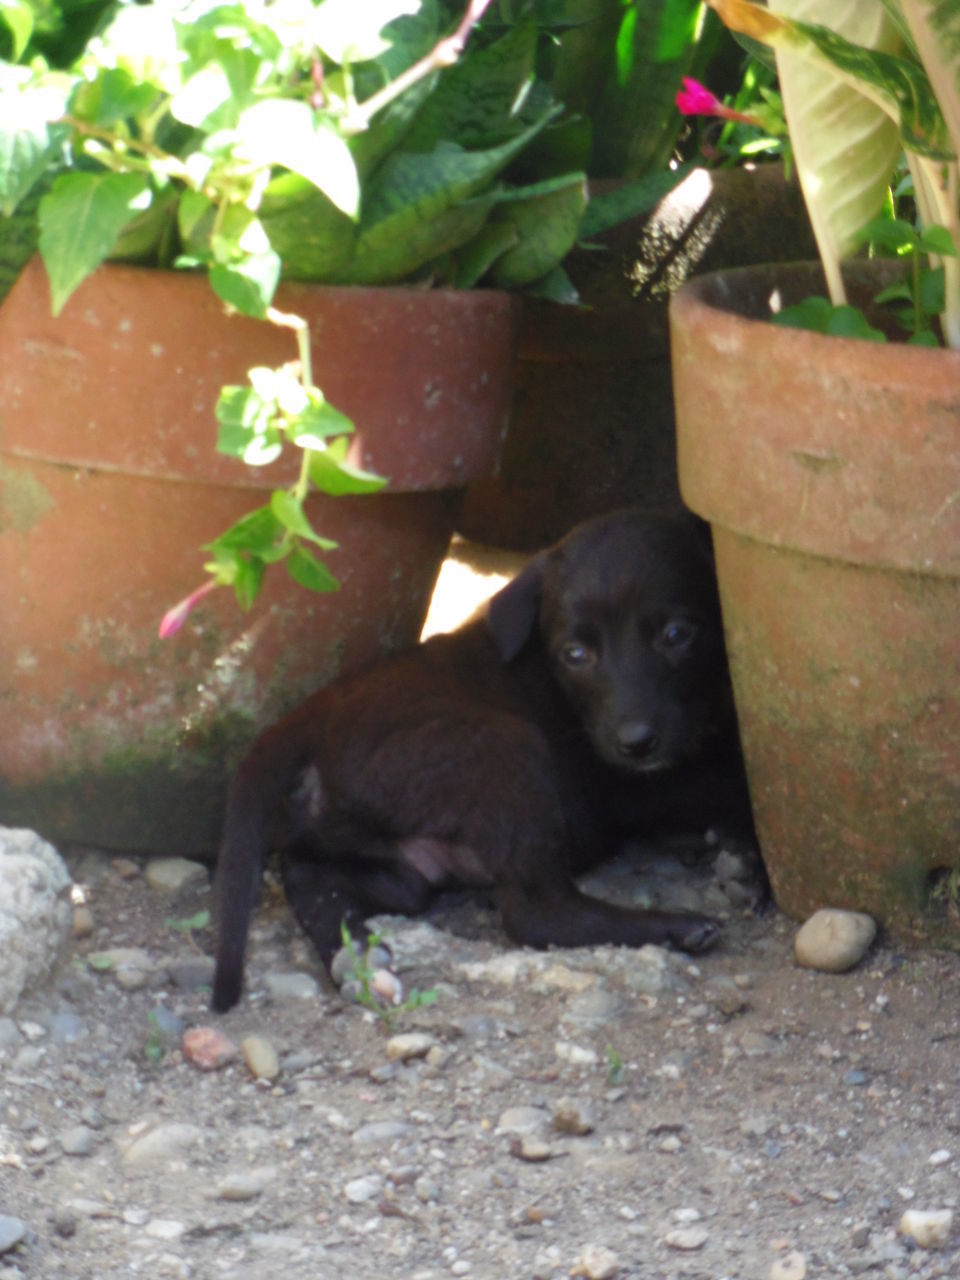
[459,164,817,548]
[0,257,519,853]
[670,260,960,943]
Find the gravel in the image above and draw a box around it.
[1,841,959,1279]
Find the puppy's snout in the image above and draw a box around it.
[616,720,659,761]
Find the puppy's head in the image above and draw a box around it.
[487,509,733,773]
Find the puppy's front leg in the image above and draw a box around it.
[495,877,721,954]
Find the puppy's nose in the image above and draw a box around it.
[616,720,659,760]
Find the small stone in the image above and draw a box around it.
[242,1035,280,1081]
[570,1243,620,1279]
[512,1137,555,1162]
[770,1250,807,1280]
[72,906,94,938]
[899,1208,953,1248]
[166,958,215,992]
[111,857,140,879]
[552,1097,595,1136]
[554,1041,598,1066]
[145,857,207,892]
[496,1107,549,1137]
[263,971,320,1001]
[46,1012,87,1045]
[0,1216,27,1254]
[51,1208,78,1238]
[353,1120,411,1148]
[929,1149,951,1166]
[59,1125,95,1157]
[344,1175,383,1204]
[123,1122,204,1165]
[664,1226,708,1251]
[385,1032,436,1062]
[144,1218,186,1240]
[794,909,876,973]
[182,1026,237,1070]
[217,1167,276,1201]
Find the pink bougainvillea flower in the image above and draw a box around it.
[675,77,764,127]
[158,579,219,638]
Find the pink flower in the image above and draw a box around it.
[158,579,219,638]
[675,77,764,127]
[676,77,724,116]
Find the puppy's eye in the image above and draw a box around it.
[560,641,595,669]
[657,619,697,653]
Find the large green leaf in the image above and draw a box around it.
[38,170,152,313]
[484,174,587,287]
[901,0,960,162]
[711,0,908,303]
[234,101,361,217]
[0,70,71,215]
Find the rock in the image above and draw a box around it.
[794,909,876,973]
[352,1120,411,1148]
[664,1226,708,1250]
[263,971,320,1001]
[144,857,207,892]
[217,1166,276,1201]
[0,827,73,1013]
[496,1106,549,1136]
[0,1215,27,1254]
[72,905,94,938]
[183,1026,238,1070]
[111,858,140,879]
[385,1032,436,1061]
[929,1148,951,1166]
[242,1035,280,1081]
[344,1174,382,1203]
[570,1244,620,1278]
[59,1125,95,1157]
[553,1097,595,1136]
[123,1122,204,1165]
[770,1250,807,1280]
[87,947,153,986]
[898,1208,953,1248]
[144,1218,185,1240]
[166,957,215,991]
[555,1041,599,1066]
[561,988,625,1031]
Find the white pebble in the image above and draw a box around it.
[385,1032,436,1061]
[929,1148,951,1166]
[794,909,876,973]
[770,1251,807,1280]
[344,1175,382,1204]
[570,1243,620,1278]
[144,1218,185,1240]
[899,1208,953,1248]
[145,857,206,892]
[664,1226,708,1250]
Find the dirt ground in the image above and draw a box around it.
[2,543,959,1280]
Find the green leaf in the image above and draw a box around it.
[307,437,387,495]
[711,0,906,303]
[206,505,287,562]
[270,491,337,549]
[232,555,266,609]
[0,71,71,215]
[288,395,356,448]
[286,544,340,594]
[907,327,941,346]
[858,215,919,254]
[38,171,152,313]
[521,264,580,305]
[919,224,958,257]
[258,174,357,280]
[235,101,361,218]
[165,910,211,933]
[209,249,281,319]
[71,66,160,127]
[485,175,587,288]
[451,219,519,288]
[772,294,886,341]
[0,0,33,61]
[578,166,691,241]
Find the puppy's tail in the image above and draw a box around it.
[211,722,309,1013]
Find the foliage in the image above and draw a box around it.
[338,921,438,1028]
[0,0,714,619]
[706,0,960,348]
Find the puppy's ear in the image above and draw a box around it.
[485,554,546,661]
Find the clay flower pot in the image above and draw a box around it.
[670,260,960,944]
[0,258,519,853]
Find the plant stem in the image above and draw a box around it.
[266,305,315,503]
[349,0,494,131]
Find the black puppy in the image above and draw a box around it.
[211,508,753,1012]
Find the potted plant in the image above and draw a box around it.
[0,0,655,852]
[668,0,960,942]
[458,1,818,547]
